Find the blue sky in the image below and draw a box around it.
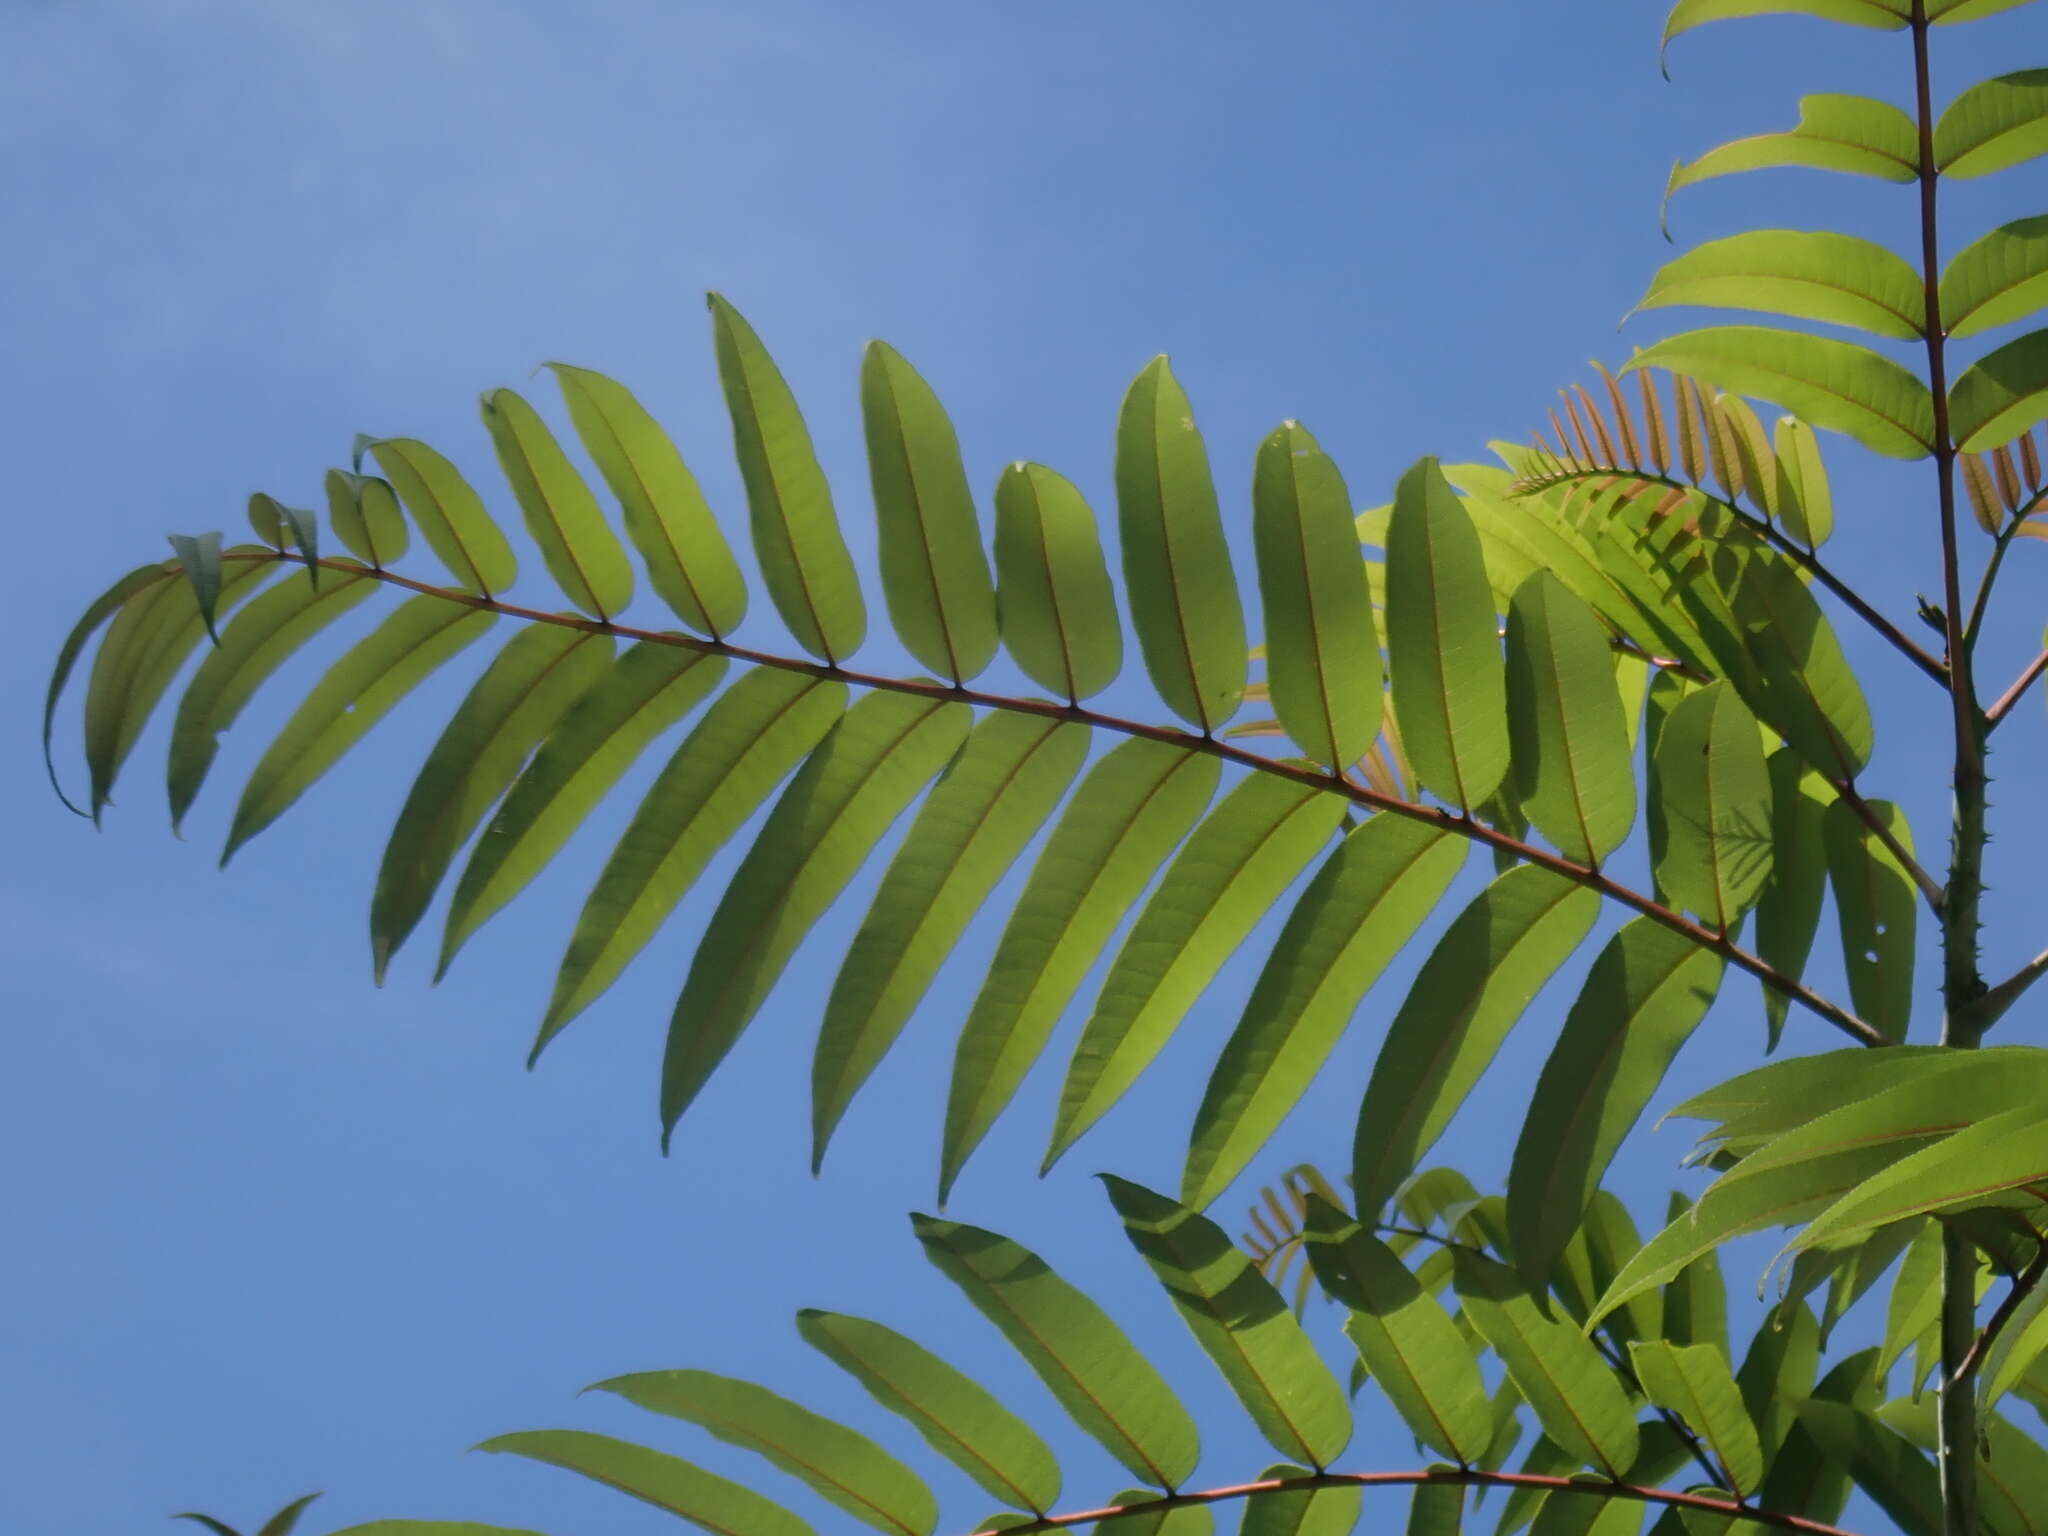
[8,2,2047,1533]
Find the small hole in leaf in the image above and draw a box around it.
[1864,950,1880,964]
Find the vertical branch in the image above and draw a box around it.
[1912,8,1989,1534]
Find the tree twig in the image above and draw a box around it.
[1965,945,2048,1036]
[977,1467,1861,1536]
[1950,1237,2048,1388]
[187,547,1893,1050]
[1985,649,2048,730]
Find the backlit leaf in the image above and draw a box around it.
[1793,1402,1939,1536]
[913,1214,1201,1489]
[1935,69,2048,178]
[1822,797,1916,1042]
[324,469,409,567]
[1049,773,1346,1169]
[1505,571,1636,864]
[812,713,1088,1168]
[1771,416,1833,549]
[1950,328,2048,451]
[1508,920,1725,1291]
[707,292,866,662]
[1115,356,1248,732]
[662,691,971,1139]
[797,1309,1061,1513]
[1301,1200,1492,1464]
[1635,230,1923,339]
[1352,866,1600,1217]
[538,670,846,1053]
[166,563,378,832]
[1386,457,1509,812]
[1103,1177,1350,1467]
[1651,683,1774,928]
[1754,752,1831,1050]
[550,363,747,637]
[1452,1250,1639,1479]
[1628,1342,1762,1495]
[941,740,1218,1202]
[45,560,174,815]
[1664,95,1918,221]
[993,462,1122,701]
[480,1429,809,1536]
[224,592,491,861]
[861,341,999,683]
[595,1370,935,1536]
[246,494,320,583]
[1239,1463,1361,1536]
[1183,815,1465,1209]
[439,644,728,975]
[1624,328,1933,460]
[1942,215,2048,339]
[1252,421,1380,769]
[370,624,614,981]
[369,437,519,596]
[481,387,636,619]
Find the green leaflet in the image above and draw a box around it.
[1880,1400,2048,1536]
[861,341,999,684]
[1624,328,1934,461]
[1102,1177,1351,1467]
[245,495,320,583]
[796,1309,1061,1513]
[1822,797,1916,1042]
[1628,1342,1762,1495]
[1565,1194,1663,1352]
[1756,1350,1878,1524]
[1452,1251,1640,1479]
[438,644,728,975]
[1878,1221,1943,1376]
[1664,94,1919,221]
[480,387,636,620]
[912,1214,1201,1489]
[1048,773,1347,1170]
[1934,0,2046,17]
[549,363,747,638]
[1716,543,1874,781]
[1660,0,1905,72]
[1950,328,2048,451]
[1095,1492,1212,1536]
[222,595,496,861]
[1794,1402,1940,1536]
[368,437,519,596]
[1505,571,1635,864]
[86,552,275,821]
[707,292,867,663]
[1794,1103,2048,1252]
[327,1527,548,1536]
[1300,1201,1492,1464]
[167,563,379,832]
[992,463,1121,702]
[1943,215,2048,339]
[940,740,1218,1202]
[324,469,409,567]
[1385,457,1509,812]
[538,670,846,1052]
[1251,420,1380,769]
[1182,816,1465,1210]
[1755,753,1830,1050]
[1984,1272,2048,1415]
[45,560,174,815]
[1239,1463,1362,1536]
[166,536,223,643]
[1635,230,1924,340]
[1737,1300,1820,1471]
[1114,356,1248,732]
[252,1494,323,1536]
[812,714,1088,1169]
[1772,417,1834,549]
[1402,1481,1464,1536]
[1936,69,2048,178]
[368,625,614,982]
[661,691,970,1139]
[594,1370,935,1536]
[1351,866,1600,1218]
[480,1429,809,1536]
[1507,920,1725,1293]
[1651,684,1774,928]
[1660,1193,1729,1360]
